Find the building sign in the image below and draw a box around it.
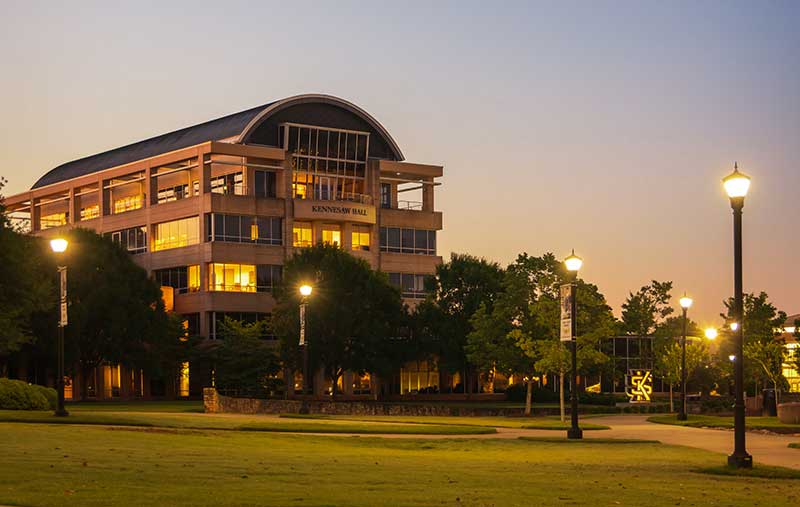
[625,369,653,403]
[293,200,376,224]
[560,283,573,342]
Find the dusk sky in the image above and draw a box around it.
[2,1,798,325]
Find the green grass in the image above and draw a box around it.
[648,414,800,434]
[694,465,800,480]
[2,422,799,506]
[67,401,204,413]
[0,410,492,435]
[789,443,800,449]
[279,413,610,430]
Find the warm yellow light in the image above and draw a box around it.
[704,328,718,340]
[723,164,751,199]
[50,238,68,253]
[564,250,583,272]
[730,322,739,331]
[299,284,313,297]
[679,295,693,309]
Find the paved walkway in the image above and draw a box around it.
[296,415,800,470]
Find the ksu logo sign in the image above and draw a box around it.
[625,369,653,403]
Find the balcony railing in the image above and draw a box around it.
[296,191,373,205]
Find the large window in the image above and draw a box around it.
[283,124,371,204]
[107,226,147,254]
[380,183,391,209]
[208,263,281,292]
[209,312,273,340]
[321,224,341,247]
[351,225,370,251]
[254,170,277,198]
[380,227,436,255]
[152,216,199,252]
[154,266,200,294]
[211,172,244,195]
[293,222,313,247]
[388,272,427,299]
[206,214,282,245]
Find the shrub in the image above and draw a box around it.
[0,378,53,410]
[32,384,58,410]
[504,383,560,403]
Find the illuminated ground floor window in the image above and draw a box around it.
[179,362,190,397]
[400,361,439,394]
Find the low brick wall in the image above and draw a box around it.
[204,388,525,416]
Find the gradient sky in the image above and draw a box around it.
[2,1,798,325]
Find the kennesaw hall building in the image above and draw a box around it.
[5,94,443,400]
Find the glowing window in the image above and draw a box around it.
[179,362,190,397]
[113,194,144,214]
[351,225,370,251]
[322,225,341,247]
[40,213,67,229]
[79,205,100,221]
[293,222,313,247]
[208,263,256,292]
[152,216,199,251]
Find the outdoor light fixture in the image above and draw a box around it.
[729,355,736,362]
[563,250,582,440]
[705,328,718,340]
[299,284,313,297]
[723,162,752,468]
[298,283,313,413]
[730,322,739,331]
[564,250,583,272]
[678,293,693,421]
[50,238,68,253]
[723,163,751,199]
[50,238,69,417]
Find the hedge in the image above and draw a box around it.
[0,378,57,410]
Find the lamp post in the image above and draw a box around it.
[704,328,718,341]
[50,238,69,417]
[678,294,693,421]
[564,250,583,440]
[723,163,753,469]
[298,284,313,414]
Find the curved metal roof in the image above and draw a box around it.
[32,94,404,189]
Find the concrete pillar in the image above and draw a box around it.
[422,179,434,212]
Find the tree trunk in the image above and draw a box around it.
[559,372,565,423]
[669,384,674,412]
[81,364,91,401]
[524,379,533,417]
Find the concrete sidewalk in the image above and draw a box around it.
[584,415,800,470]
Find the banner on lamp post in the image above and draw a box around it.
[59,267,68,327]
[299,303,306,346]
[560,283,572,342]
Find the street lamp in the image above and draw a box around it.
[564,250,583,440]
[678,294,693,421]
[298,284,313,413]
[723,162,753,469]
[704,328,718,340]
[50,238,69,417]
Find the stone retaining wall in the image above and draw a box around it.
[778,402,800,424]
[204,388,525,416]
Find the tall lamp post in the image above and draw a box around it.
[678,294,693,421]
[723,163,753,469]
[298,284,313,414]
[50,238,69,417]
[564,250,583,440]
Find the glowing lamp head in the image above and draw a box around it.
[679,294,693,309]
[299,284,313,297]
[704,328,718,340]
[729,354,736,362]
[564,250,583,272]
[50,238,68,253]
[730,322,739,331]
[723,163,751,199]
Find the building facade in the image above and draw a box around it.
[5,94,443,400]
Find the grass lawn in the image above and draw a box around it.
[281,413,610,430]
[648,414,800,434]
[2,422,799,506]
[66,401,204,413]
[0,410,493,435]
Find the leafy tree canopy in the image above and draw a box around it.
[621,280,674,336]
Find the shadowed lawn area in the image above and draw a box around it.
[0,410,493,435]
[648,414,800,434]
[2,422,799,506]
[280,413,610,430]
[67,401,204,413]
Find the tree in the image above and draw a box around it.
[211,318,281,396]
[415,253,504,394]
[621,280,674,337]
[272,244,405,398]
[48,228,180,400]
[655,339,712,412]
[0,178,53,374]
[744,340,787,404]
